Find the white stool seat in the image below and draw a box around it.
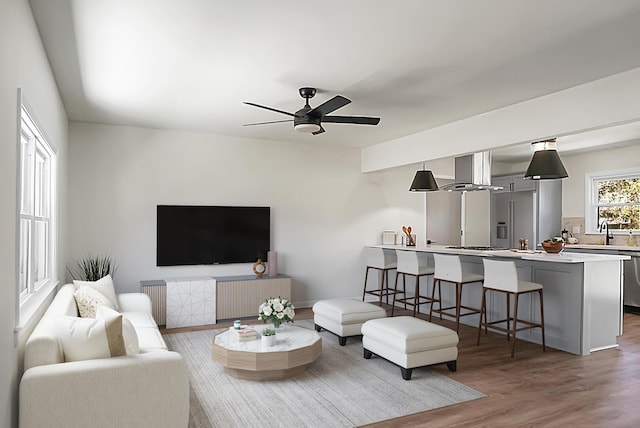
[478,259,546,357]
[313,298,387,346]
[361,316,458,380]
[363,248,398,305]
[460,272,484,283]
[392,250,435,317]
[430,253,483,332]
[514,280,543,293]
[367,247,398,269]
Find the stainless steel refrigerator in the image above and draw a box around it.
[490,178,562,249]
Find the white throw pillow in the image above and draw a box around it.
[73,274,120,310]
[74,285,115,318]
[96,305,140,355]
[56,315,127,362]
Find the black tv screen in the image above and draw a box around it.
[156,205,270,266]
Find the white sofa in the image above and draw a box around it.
[19,283,190,428]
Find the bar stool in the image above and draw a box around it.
[429,253,484,333]
[477,258,546,358]
[391,250,435,317]
[362,247,398,305]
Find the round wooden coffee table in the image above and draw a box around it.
[211,325,322,380]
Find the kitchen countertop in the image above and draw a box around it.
[564,244,640,252]
[367,244,631,263]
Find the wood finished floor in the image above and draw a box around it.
[163,306,640,428]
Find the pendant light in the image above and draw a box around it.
[524,138,568,180]
[409,164,439,191]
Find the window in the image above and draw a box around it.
[586,169,640,233]
[18,102,57,302]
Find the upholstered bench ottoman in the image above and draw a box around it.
[312,298,387,346]
[361,316,458,380]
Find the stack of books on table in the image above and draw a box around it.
[228,326,258,342]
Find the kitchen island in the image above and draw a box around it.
[366,244,630,356]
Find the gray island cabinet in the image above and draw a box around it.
[366,244,629,356]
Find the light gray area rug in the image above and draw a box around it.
[164,320,485,427]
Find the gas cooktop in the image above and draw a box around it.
[445,246,508,251]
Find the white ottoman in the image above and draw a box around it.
[361,316,458,380]
[312,298,387,346]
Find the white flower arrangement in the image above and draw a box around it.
[258,297,295,328]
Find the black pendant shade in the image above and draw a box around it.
[409,169,439,191]
[524,149,568,180]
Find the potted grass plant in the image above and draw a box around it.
[261,327,276,347]
[68,254,118,281]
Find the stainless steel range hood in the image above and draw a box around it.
[440,151,503,191]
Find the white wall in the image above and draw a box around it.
[0,1,68,427]
[561,142,640,218]
[67,122,429,307]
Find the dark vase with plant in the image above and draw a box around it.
[68,254,118,281]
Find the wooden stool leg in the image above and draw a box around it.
[506,292,511,341]
[362,266,371,301]
[455,282,462,332]
[378,269,385,305]
[413,275,419,317]
[384,269,389,305]
[403,274,407,310]
[511,293,519,358]
[429,279,438,322]
[477,288,486,346]
[391,272,400,316]
[539,289,546,352]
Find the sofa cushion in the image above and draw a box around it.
[121,311,159,329]
[135,327,169,352]
[74,285,115,317]
[73,274,120,310]
[24,284,79,370]
[96,305,140,355]
[56,315,128,361]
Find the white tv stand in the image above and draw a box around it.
[141,274,292,326]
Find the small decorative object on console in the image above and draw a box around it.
[253,258,266,277]
[542,237,565,253]
[258,297,295,329]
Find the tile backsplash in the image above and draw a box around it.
[562,216,637,246]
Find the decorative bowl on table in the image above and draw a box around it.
[541,239,565,253]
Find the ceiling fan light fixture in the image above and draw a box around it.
[294,123,321,133]
[409,165,439,191]
[524,139,568,180]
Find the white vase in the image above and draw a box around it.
[261,335,276,347]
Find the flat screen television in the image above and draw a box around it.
[156,205,270,266]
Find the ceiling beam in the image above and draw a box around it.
[361,67,640,172]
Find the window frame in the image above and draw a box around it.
[585,167,640,234]
[16,90,58,315]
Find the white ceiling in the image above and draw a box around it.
[29,0,640,159]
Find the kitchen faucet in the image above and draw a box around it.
[599,220,614,245]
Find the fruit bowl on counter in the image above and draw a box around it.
[541,238,565,253]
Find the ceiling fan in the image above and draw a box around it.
[243,87,380,135]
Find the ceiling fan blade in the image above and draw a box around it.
[244,102,296,117]
[322,115,380,125]
[243,119,293,127]
[307,95,351,117]
[312,126,325,135]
